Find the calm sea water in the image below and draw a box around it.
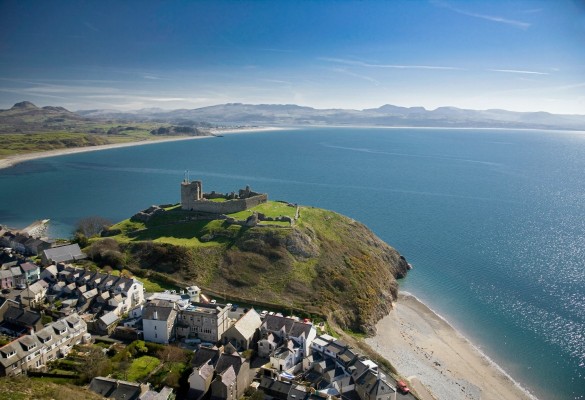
[1,127,584,399]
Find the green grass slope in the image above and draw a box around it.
[0,376,105,400]
[97,201,410,334]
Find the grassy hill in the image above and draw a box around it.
[0,101,212,158]
[0,376,105,400]
[96,201,410,334]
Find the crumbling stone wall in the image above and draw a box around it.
[182,194,268,214]
[181,180,267,213]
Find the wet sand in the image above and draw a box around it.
[365,293,538,400]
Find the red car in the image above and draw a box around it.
[397,380,410,394]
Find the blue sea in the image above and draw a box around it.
[1,127,584,399]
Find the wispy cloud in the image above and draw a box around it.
[20,84,122,94]
[258,79,294,85]
[320,57,462,70]
[330,68,380,85]
[0,88,68,100]
[142,74,169,80]
[521,8,543,14]
[433,1,530,29]
[553,82,585,91]
[83,21,99,32]
[81,95,210,103]
[489,69,549,75]
[257,48,296,53]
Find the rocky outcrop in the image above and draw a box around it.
[285,228,319,259]
[131,205,165,222]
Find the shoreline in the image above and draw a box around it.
[0,126,284,171]
[366,292,538,400]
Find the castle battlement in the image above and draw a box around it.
[180,179,268,214]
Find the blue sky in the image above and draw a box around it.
[0,0,584,114]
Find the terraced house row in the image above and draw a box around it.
[0,313,89,376]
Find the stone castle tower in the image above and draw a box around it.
[180,178,268,213]
[181,179,202,210]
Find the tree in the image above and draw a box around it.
[77,346,112,383]
[157,345,188,364]
[87,238,125,268]
[76,216,112,237]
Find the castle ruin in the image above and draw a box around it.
[180,179,268,214]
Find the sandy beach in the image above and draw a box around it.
[0,126,285,171]
[366,293,538,400]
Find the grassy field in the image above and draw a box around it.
[229,201,297,221]
[0,376,104,400]
[0,126,202,158]
[107,201,296,247]
[125,355,161,381]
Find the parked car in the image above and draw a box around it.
[397,380,410,394]
[1,288,10,294]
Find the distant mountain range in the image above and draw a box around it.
[2,101,585,132]
[0,101,93,133]
[77,103,585,131]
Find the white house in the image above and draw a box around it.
[142,300,177,344]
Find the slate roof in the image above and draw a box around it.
[42,264,58,277]
[143,300,176,321]
[35,327,53,342]
[24,281,46,295]
[82,288,99,300]
[191,346,220,369]
[19,310,42,327]
[259,376,293,400]
[262,315,313,339]
[99,311,119,327]
[113,382,143,400]
[227,308,262,339]
[89,377,144,400]
[287,385,308,400]
[215,352,244,376]
[217,364,237,386]
[356,370,394,397]
[338,348,358,365]
[140,386,174,400]
[10,266,22,277]
[65,314,82,328]
[0,269,12,279]
[20,262,38,272]
[0,313,87,369]
[42,244,86,263]
[3,306,41,327]
[52,281,66,292]
[89,377,117,397]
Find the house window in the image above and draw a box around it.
[155,333,157,338]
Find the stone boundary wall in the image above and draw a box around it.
[185,194,268,214]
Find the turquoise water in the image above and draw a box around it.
[1,127,584,399]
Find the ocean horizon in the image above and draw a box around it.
[1,127,583,399]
